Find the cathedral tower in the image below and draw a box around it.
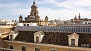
[30,1,40,21]
[18,1,49,26]
[30,1,39,16]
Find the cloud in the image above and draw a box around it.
[39,7,79,20]
[74,0,91,7]
[37,0,91,20]
[0,0,91,20]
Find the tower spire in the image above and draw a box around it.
[75,15,76,17]
[33,1,36,5]
[79,13,80,17]
[19,14,22,18]
[78,13,81,19]
[74,15,77,20]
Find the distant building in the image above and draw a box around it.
[48,20,57,26]
[70,13,91,24]
[83,21,91,24]
[56,13,91,25]
[0,19,17,26]
[18,1,49,26]
[0,19,17,39]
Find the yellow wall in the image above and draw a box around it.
[4,40,91,51]
[39,21,48,26]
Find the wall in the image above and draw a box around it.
[83,21,91,24]
[0,38,5,47]
[39,21,48,26]
[4,40,91,51]
[18,23,37,26]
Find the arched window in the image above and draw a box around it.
[27,24,29,26]
[68,32,79,47]
[24,24,26,26]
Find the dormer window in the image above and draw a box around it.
[9,31,18,40]
[34,31,44,43]
[9,31,14,40]
[36,37,39,42]
[71,39,75,46]
[68,32,79,47]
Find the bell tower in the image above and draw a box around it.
[30,1,39,16]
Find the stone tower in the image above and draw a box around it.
[19,15,23,22]
[30,1,38,16]
[30,1,40,21]
[74,15,77,20]
[45,16,48,21]
[18,1,49,26]
[45,16,48,25]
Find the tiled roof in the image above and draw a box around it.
[15,31,35,43]
[14,25,91,47]
[15,25,91,33]
[14,31,91,47]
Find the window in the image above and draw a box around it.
[85,22,87,24]
[36,37,39,42]
[50,49,56,51]
[35,48,40,51]
[24,24,26,26]
[68,33,79,46]
[34,13,36,16]
[27,24,29,26]
[22,46,26,51]
[10,35,12,40]
[9,45,13,49]
[71,39,75,46]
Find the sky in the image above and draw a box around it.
[0,0,91,20]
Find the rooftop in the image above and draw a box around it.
[15,24,91,33]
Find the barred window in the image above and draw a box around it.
[35,48,40,51]
[9,44,13,49]
[22,46,26,51]
[71,39,75,45]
